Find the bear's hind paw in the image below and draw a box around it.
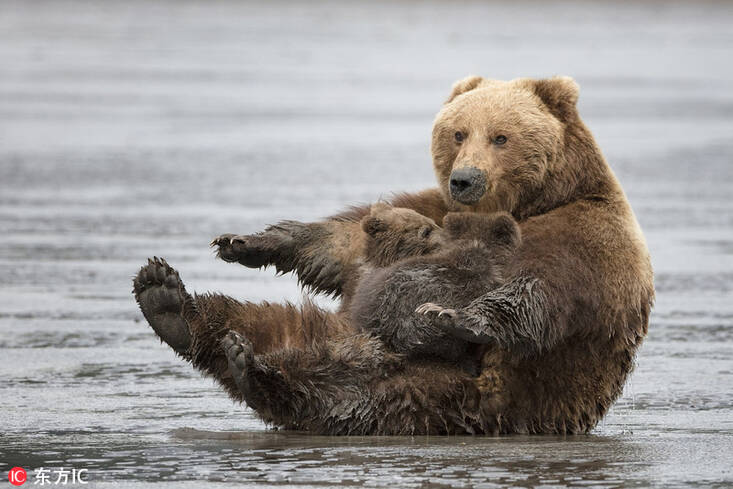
[221,331,259,406]
[133,257,192,355]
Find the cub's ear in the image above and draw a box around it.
[443,212,472,239]
[362,216,388,237]
[445,75,485,104]
[485,213,521,249]
[530,76,579,121]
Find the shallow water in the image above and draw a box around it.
[1,1,733,487]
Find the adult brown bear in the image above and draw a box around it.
[133,76,654,435]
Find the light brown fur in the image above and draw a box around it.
[135,76,654,435]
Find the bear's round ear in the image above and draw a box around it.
[362,216,387,237]
[445,75,485,104]
[530,76,580,121]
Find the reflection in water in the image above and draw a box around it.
[4,429,654,487]
[1,0,733,487]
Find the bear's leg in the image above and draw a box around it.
[365,364,487,435]
[192,295,357,402]
[219,328,405,431]
[211,220,366,298]
[133,258,354,401]
[220,328,484,435]
[211,188,449,297]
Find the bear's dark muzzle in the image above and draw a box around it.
[449,167,487,205]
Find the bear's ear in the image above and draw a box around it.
[417,224,434,241]
[362,216,387,237]
[445,75,485,104]
[530,76,579,121]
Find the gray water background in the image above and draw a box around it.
[1,1,733,487]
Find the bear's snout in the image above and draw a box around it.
[449,167,487,205]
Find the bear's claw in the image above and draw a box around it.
[415,302,457,319]
[211,233,276,268]
[133,257,193,355]
[221,331,258,405]
[211,221,310,269]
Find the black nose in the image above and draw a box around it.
[449,167,486,205]
[450,175,472,193]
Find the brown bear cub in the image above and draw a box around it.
[352,203,520,375]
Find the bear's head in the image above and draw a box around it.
[431,76,607,218]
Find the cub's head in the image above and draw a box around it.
[443,211,521,252]
[361,203,444,267]
[431,76,581,216]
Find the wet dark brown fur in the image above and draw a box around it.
[351,204,520,375]
[134,76,654,435]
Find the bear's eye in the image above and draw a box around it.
[493,135,507,145]
[418,226,433,240]
[454,131,465,143]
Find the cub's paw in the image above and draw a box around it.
[133,257,192,355]
[416,303,488,344]
[221,331,257,403]
[415,302,457,319]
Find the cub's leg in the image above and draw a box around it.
[133,258,352,400]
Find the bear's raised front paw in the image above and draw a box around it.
[211,233,278,268]
[133,257,192,355]
[211,221,307,269]
[211,233,254,264]
[415,302,457,319]
[221,331,257,403]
